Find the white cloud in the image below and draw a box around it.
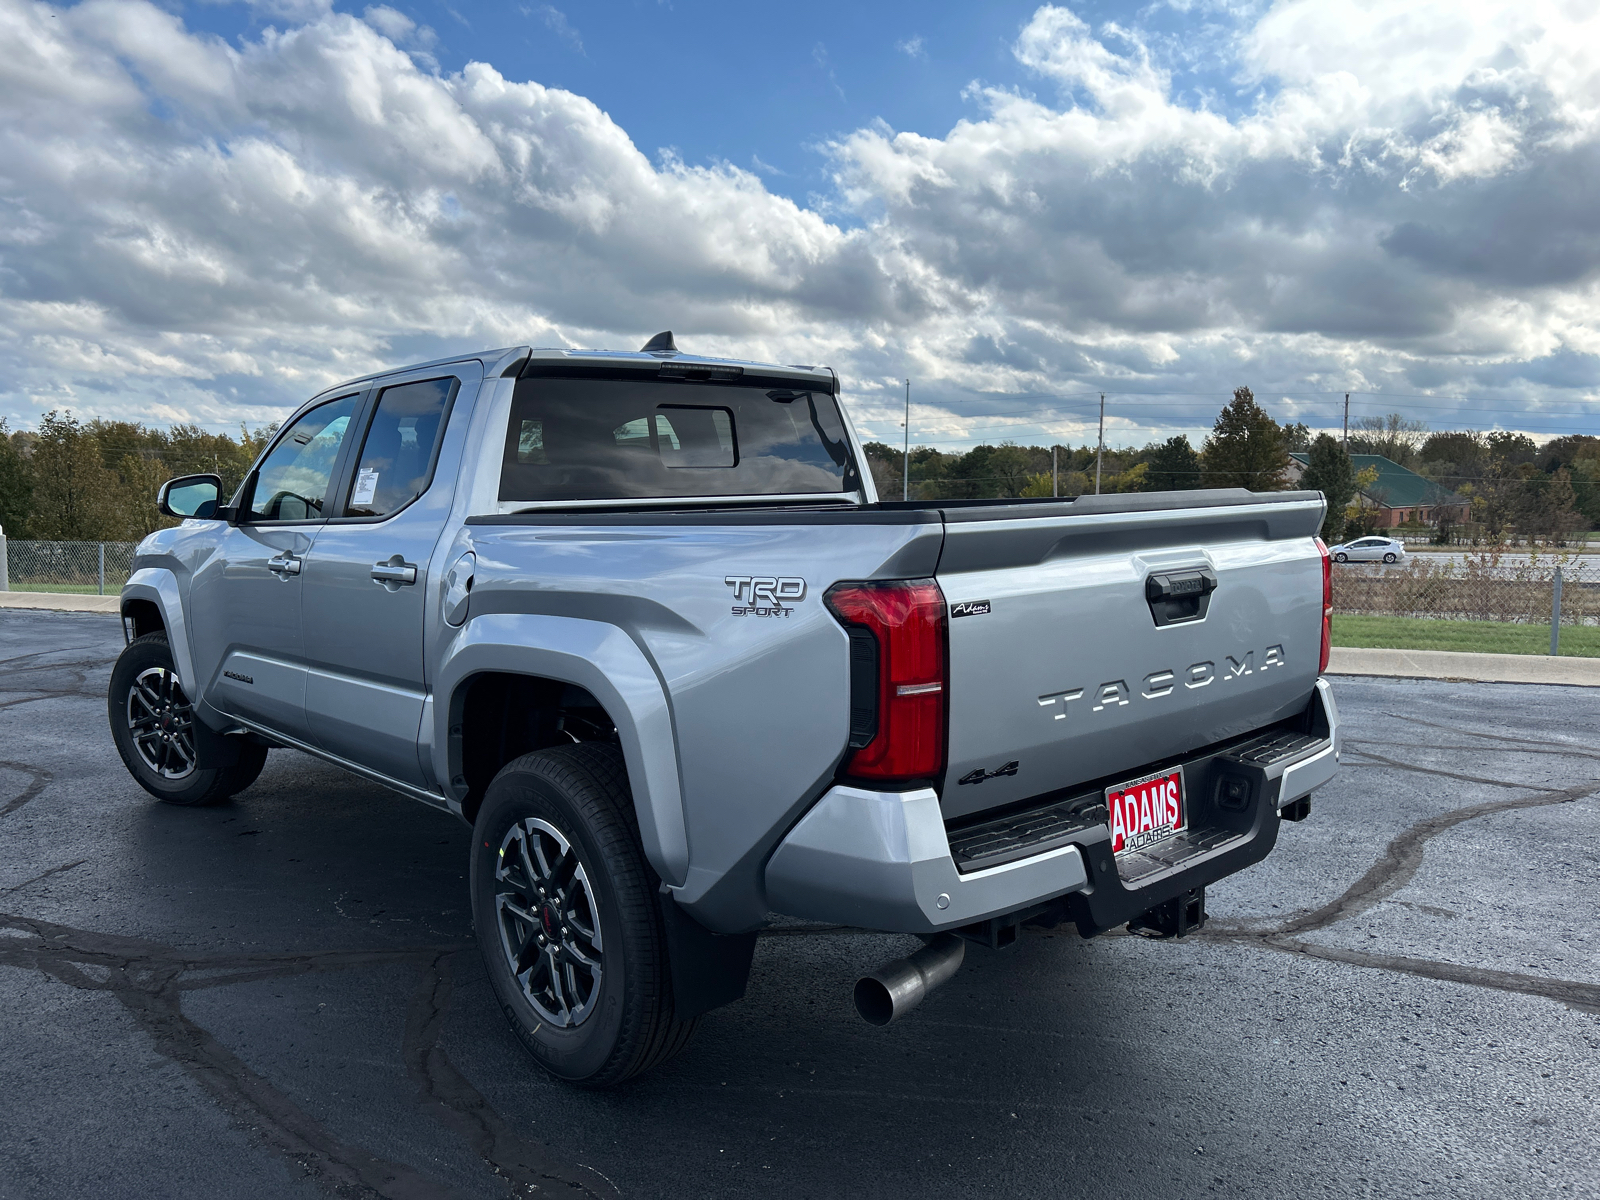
[361,5,413,41]
[1,0,1598,447]
[896,35,925,61]
[535,4,582,54]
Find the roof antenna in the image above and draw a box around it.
[641,331,678,355]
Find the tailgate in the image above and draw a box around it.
[936,491,1326,820]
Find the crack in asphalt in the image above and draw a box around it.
[1338,746,1567,791]
[0,650,117,711]
[0,760,53,816]
[1202,735,1600,1014]
[0,857,86,894]
[1386,712,1600,758]
[0,911,611,1199]
[404,952,619,1198]
[1253,940,1600,1015]
[1346,738,1600,761]
[0,646,104,669]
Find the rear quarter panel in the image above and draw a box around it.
[459,513,943,930]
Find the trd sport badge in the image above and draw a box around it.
[725,576,806,617]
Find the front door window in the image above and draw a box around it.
[247,395,359,521]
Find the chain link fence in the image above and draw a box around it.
[3,537,1595,630]
[0,540,140,595]
[1333,556,1600,626]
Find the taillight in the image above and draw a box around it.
[1315,537,1332,673]
[825,579,947,783]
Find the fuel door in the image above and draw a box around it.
[442,551,475,626]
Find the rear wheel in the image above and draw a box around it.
[470,743,695,1087]
[1383,552,1397,563]
[108,633,268,806]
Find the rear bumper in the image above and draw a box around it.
[763,679,1340,936]
[1276,678,1340,805]
[763,785,1091,934]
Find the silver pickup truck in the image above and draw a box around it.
[110,335,1340,1086]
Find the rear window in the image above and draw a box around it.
[498,377,855,504]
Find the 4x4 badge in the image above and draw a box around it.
[958,759,1019,785]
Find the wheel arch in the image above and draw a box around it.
[435,614,688,888]
[120,569,201,701]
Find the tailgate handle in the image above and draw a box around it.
[1146,568,1217,627]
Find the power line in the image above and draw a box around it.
[873,386,1600,410]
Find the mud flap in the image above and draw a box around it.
[658,889,758,1020]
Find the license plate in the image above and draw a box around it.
[1107,767,1186,856]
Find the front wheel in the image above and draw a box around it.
[108,633,267,806]
[470,743,696,1087]
[1334,552,1348,562]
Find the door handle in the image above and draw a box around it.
[371,557,418,586]
[267,553,302,577]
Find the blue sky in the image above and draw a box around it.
[2,0,1598,450]
[181,0,1261,206]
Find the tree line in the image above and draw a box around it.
[862,388,1600,544]
[1,392,1594,545]
[0,413,273,542]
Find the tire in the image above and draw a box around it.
[470,743,696,1088]
[108,633,268,806]
[1383,552,1397,563]
[1334,552,1348,562]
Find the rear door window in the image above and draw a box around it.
[344,377,458,517]
[498,378,853,503]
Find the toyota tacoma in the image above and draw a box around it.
[110,334,1340,1086]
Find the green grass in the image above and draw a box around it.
[1332,613,1600,657]
[6,582,130,595]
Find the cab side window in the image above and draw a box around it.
[344,377,457,517]
[247,394,359,522]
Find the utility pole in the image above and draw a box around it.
[1095,393,1105,495]
[902,379,910,502]
[1052,445,1058,498]
[1343,393,1349,451]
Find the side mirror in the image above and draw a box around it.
[157,473,223,520]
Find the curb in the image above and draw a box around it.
[0,591,121,614]
[1327,646,1600,687]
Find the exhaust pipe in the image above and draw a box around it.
[853,934,966,1026]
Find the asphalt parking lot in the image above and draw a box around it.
[2,610,1597,1200]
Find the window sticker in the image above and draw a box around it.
[352,467,380,507]
[518,419,547,463]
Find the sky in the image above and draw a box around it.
[2,0,1599,452]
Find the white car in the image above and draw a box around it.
[1328,536,1407,564]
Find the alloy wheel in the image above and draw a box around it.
[494,817,604,1028]
[126,666,198,780]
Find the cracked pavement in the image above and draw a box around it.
[2,610,1597,1198]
